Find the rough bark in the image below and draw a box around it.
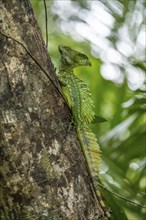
[0,0,107,219]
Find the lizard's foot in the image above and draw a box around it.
[68,118,75,132]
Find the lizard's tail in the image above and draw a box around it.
[77,124,111,218]
[77,124,101,176]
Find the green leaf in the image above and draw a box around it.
[92,115,108,124]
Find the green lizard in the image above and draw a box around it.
[58,45,111,219]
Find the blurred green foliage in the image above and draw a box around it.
[31,0,145,219]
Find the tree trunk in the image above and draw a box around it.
[0,0,109,219]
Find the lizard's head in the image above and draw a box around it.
[58,45,91,68]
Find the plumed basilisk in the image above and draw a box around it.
[58,45,111,218]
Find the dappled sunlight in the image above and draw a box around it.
[100,114,137,146]
[101,63,124,84]
[49,0,145,90]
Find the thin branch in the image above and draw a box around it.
[43,0,48,48]
[98,182,146,209]
[0,31,64,100]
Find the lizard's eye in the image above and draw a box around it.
[64,56,73,65]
